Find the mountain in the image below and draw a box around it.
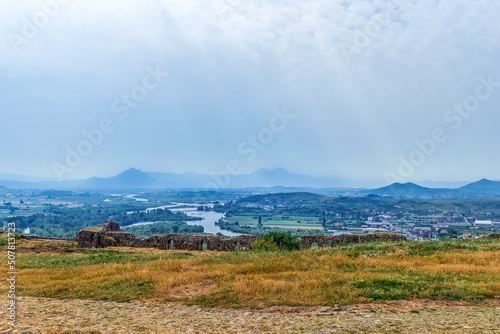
[225,168,341,188]
[361,182,448,198]
[458,178,500,196]
[416,180,472,188]
[363,179,500,198]
[0,168,346,190]
[0,169,499,198]
[76,168,158,189]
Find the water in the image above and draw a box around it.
[127,221,156,227]
[143,203,240,237]
[125,194,149,202]
[183,210,240,236]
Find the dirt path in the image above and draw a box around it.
[1,297,499,333]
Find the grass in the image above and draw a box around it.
[0,205,46,219]
[1,238,499,308]
[226,214,323,230]
[17,249,193,269]
[0,233,22,246]
[82,227,103,232]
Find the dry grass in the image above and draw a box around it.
[83,227,103,232]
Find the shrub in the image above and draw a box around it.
[252,231,301,251]
[251,238,280,251]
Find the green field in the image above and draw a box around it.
[0,205,46,219]
[226,214,324,229]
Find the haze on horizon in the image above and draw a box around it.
[1,0,499,186]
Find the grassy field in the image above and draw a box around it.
[0,205,45,219]
[226,214,323,230]
[1,236,500,310]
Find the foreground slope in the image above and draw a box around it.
[1,237,500,333]
[2,296,499,333]
[2,237,500,307]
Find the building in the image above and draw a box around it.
[474,220,493,228]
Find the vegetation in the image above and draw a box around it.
[252,231,301,251]
[215,193,500,238]
[2,191,500,240]
[0,232,22,246]
[216,218,326,236]
[250,238,280,251]
[1,204,200,238]
[122,221,204,238]
[2,237,499,308]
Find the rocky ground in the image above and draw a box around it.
[1,297,499,333]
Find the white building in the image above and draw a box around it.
[474,220,493,227]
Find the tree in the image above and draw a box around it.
[257,216,263,228]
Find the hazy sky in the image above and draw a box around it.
[0,0,499,185]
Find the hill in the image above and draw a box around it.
[0,169,500,199]
[76,168,158,189]
[361,180,500,199]
[0,168,347,190]
[458,178,500,196]
[361,182,450,198]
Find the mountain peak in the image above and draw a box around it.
[111,168,154,184]
[121,168,142,174]
[388,182,422,188]
[459,178,499,192]
[114,168,147,178]
[363,182,437,198]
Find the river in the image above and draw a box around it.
[128,203,241,237]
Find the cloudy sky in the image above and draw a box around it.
[0,0,499,185]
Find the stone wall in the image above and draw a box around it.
[76,229,260,251]
[75,231,103,248]
[300,233,407,249]
[76,220,407,251]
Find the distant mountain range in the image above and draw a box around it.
[0,168,499,198]
[0,168,349,191]
[363,179,500,198]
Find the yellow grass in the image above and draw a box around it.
[82,227,103,232]
[2,239,500,308]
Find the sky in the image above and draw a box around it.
[0,0,499,186]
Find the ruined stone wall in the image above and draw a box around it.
[76,230,260,251]
[75,231,103,248]
[76,230,406,251]
[300,233,407,249]
[75,220,406,251]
